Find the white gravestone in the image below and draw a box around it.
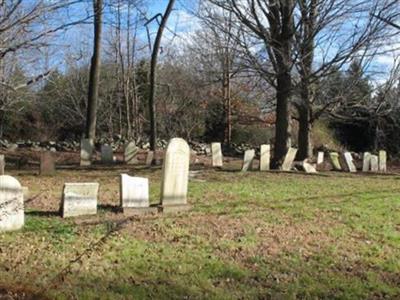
[362,152,371,172]
[124,142,139,165]
[370,155,379,172]
[344,152,357,173]
[80,138,94,166]
[242,149,255,172]
[211,142,223,167]
[282,148,298,171]
[303,160,317,173]
[0,175,24,231]
[61,183,99,218]
[259,145,270,171]
[317,152,324,165]
[329,152,342,171]
[101,145,113,163]
[379,150,387,172]
[160,138,191,213]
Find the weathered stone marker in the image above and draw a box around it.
[211,142,223,167]
[101,145,113,163]
[40,151,55,175]
[145,151,154,166]
[329,152,342,171]
[160,138,190,213]
[362,152,371,172]
[120,174,155,215]
[317,152,324,165]
[302,160,317,173]
[0,155,5,175]
[0,175,24,231]
[259,144,270,171]
[80,138,94,166]
[379,150,387,172]
[343,152,357,173]
[61,183,99,218]
[282,147,297,171]
[242,149,255,172]
[370,155,379,172]
[124,142,139,165]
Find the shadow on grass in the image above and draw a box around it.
[26,210,60,217]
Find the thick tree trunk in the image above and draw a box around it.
[85,0,103,140]
[297,106,313,160]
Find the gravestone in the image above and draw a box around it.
[242,149,255,172]
[329,152,342,171]
[160,138,191,213]
[120,174,156,215]
[124,142,139,165]
[145,151,154,166]
[379,150,387,172]
[80,138,93,166]
[0,175,24,231]
[302,160,317,173]
[362,152,371,172]
[343,152,357,172]
[0,155,4,175]
[259,144,270,171]
[317,152,324,165]
[101,145,113,163]
[61,183,99,218]
[40,151,55,175]
[211,142,223,167]
[370,155,379,172]
[282,147,297,171]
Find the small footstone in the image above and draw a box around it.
[302,160,317,173]
[0,155,5,175]
[259,144,270,171]
[0,175,24,231]
[242,149,255,172]
[362,152,371,172]
[343,152,357,173]
[317,152,324,165]
[101,145,113,164]
[282,148,297,171]
[40,151,55,176]
[211,142,223,167]
[370,155,379,172]
[80,139,94,166]
[378,150,387,172]
[329,152,342,171]
[61,183,99,218]
[124,142,139,165]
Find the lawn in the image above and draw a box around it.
[0,165,399,299]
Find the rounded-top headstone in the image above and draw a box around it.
[0,175,24,231]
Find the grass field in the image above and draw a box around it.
[0,164,399,299]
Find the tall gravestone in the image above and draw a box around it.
[145,151,154,166]
[242,149,255,172]
[80,138,94,166]
[0,155,5,175]
[159,138,190,213]
[211,142,223,167]
[379,150,387,172]
[343,152,357,173]
[282,148,297,171]
[61,183,99,218]
[329,152,342,171]
[40,151,55,175]
[0,175,24,231]
[124,142,139,165]
[101,145,113,164]
[120,174,155,215]
[259,144,270,171]
[370,155,379,172]
[362,152,371,172]
[317,152,324,165]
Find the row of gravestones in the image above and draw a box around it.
[210,142,387,173]
[0,138,191,232]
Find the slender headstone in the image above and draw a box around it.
[211,142,223,167]
[370,155,379,172]
[379,150,387,172]
[61,183,99,218]
[80,138,93,166]
[40,151,55,175]
[242,149,255,172]
[145,151,154,166]
[362,152,371,172]
[282,147,297,171]
[0,175,24,231]
[259,144,270,171]
[101,145,113,163]
[344,152,357,172]
[124,142,139,165]
[0,155,5,175]
[160,138,191,213]
[329,152,342,171]
[317,152,324,165]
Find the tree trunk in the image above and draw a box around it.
[148,0,175,151]
[297,106,313,160]
[85,0,103,140]
[223,49,232,146]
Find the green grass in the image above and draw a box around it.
[0,168,399,299]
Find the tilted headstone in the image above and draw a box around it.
[211,142,223,167]
[379,150,387,172]
[120,174,155,215]
[124,142,139,165]
[302,160,317,173]
[370,155,379,172]
[80,138,94,166]
[317,152,324,165]
[0,155,5,175]
[343,152,357,173]
[160,138,190,213]
[101,145,113,163]
[61,183,99,218]
[362,152,371,172]
[40,151,55,176]
[282,147,297,171]
[242,149,255,172]
[259,144,270,171]
[329,152,342,171]
[145,151,154,166]
[0,175,24,231]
